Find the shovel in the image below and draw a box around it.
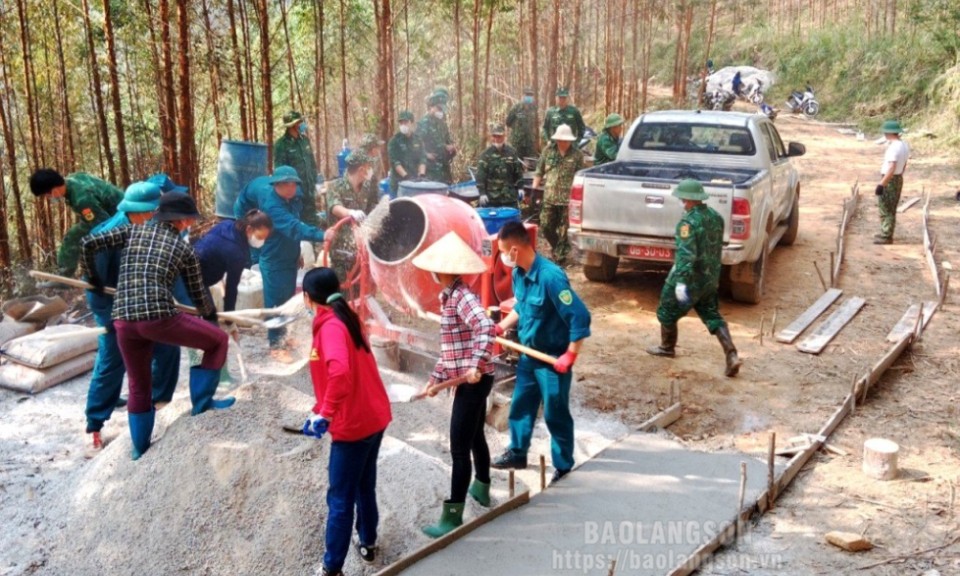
[494,337,558,366]
[407,374,472,402]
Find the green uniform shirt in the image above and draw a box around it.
[475,144,524,208]
[535,146,585,206]
[505,102,539,159]
[273,131,322,226]
[667,203,724,291]
[387,132,426,193]
[542,104,586,142]
[59,172,123,276]
[594,130,621,165]
[415,114,454,183]
[326,176,379,216]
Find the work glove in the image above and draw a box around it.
[479,194,490,207]
[675,283,691,305]
[202,310,219,324]
[875,184,885,196]
[86,276,105,295]
[303,413,330,438]
[351,209,367,223]
[554,351,578,374]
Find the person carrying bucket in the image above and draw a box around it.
[412,231,497,538]
[475,123,525,209]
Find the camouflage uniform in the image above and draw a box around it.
[387,131,426,194]
[535,146,585,263]
[593,130,621,165]
[326,176,379,216]
[273,131,322,226]
[506,101,539,159]
[60,173,124,277]
[416,114,455,183]
[359,133,385,182]
[656,203,727,333]
[475,144,524,208]
[878,175,903,240]
[542,105,586,143]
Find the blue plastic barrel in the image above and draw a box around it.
[214,140,269,218]
[398,180,449,197]
[378,177,393,199]
[337,146,351,177]
[476,207,521,235]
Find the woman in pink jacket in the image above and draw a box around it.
[301,267,392,576]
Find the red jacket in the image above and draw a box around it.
[309,308,392,442]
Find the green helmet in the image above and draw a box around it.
[345,150,372,168]
[881,119,903,134]
[604,113,625,129]
[672,178,708,201]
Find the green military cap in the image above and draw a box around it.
[556,87,570,97]
[433,86,450,99]
[399,110,415,122]
[604,113,625,129]
[345,150,372,168]
[672,178,709,201]
[282,111,304,127]
[428,93,447,107]
[881,119,903,134]
[270,165,302,184]
[359,133,384,150]
[490,123,506,135]
[523,87,534,96]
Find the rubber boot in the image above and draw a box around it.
[646,324,678,357]
[189,366,236,416]
[715,326,742,377]
[187,348,203,367]
[468,479,491,507]
[421,501,464,538]
[129,410,155,461]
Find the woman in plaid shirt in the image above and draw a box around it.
[412,231,496,538]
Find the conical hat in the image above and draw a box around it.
[412,231,487,275]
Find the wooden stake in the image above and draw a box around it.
[759,314,765,346]
[770,307,778,338]
[813,260,828,292]
[829,251,836,287]
[539,455,546,490]
[767,432,776,509]
[736,461,747,534]
[850,373,858,414]
[509,470,515,498]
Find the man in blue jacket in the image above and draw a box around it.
[83,181,182,455]
[235,165,325,363]
[491,221,591,482]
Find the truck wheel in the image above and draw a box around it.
[730,247,766,304]
[780,192,800,246]
[583,253,619,283]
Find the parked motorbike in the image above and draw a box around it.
[786,84,820,117]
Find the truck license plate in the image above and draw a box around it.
[623,245,674,261]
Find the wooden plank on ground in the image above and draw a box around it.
[796,297,866,354]
[637,402,681,432]
[885,302,937,343]
[775,288,843,344]
[897,197,921,213]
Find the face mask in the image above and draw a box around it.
[248,236,266,249]
[434,110,444,120]
[364,169,374,182]
[522,96,534,104]
[430,271,441,285]
[493,142,504,149]
[500,249,517,268]
[400,124,411,136]
[298,122,308,136]
[50,196,64,204]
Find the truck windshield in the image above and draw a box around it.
[628,122,756,156]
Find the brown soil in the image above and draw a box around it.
[569,114,960,574]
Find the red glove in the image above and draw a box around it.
[494,324,505,337]
[554,351,578,374]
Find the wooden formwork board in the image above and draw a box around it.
[796,297,866,354]
[885,302,937,343]
[775,288,843,344]
[637,402,682,432]
[897,197,922,213]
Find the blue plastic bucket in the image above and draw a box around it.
[214,140,269,218]
[476,207,521,235]
[378,178,393,199]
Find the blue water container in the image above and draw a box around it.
[214,140,269,218]
[337,140,351,177]
[398,180,449,197]
[378,177,393,199]
[476,207,521,235]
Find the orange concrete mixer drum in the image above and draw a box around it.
[366,195,489,316]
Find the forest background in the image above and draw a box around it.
[0,0,958,294]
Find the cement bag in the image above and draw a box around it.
[236,268,263,311]
[1,295,68,324]
[1,325,101,369]
[0,318,40,347]
[300,240,317,269]
[0,351,96,394]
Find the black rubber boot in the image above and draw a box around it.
[715,326,742,377]
[646,324,678,357]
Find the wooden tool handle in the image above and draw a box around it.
[414,374,472,400]
[495,336,558,366]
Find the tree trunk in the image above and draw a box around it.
[0,71,32,265]
[52,0,76,172]
[339,0,349,139]
[698,0,719,107]
[482,2,495,133]
[226,0,250,141]
[566,0,581,99]
[200,0,225,147]
[239,0,259,142]
[404,2,411,108]
[81,0,117,183]
[158,0,179,174]
[375,0,394,148]
[175,0,197,195]
[454,0,464,133]
[0,150,12,292]
[102,0,130,186]
[314,0,330,176]
[547,0,560,99]
[530,0,540,151]
[471,0,481,134]
[280,0,304,112]
[255,0,273,163]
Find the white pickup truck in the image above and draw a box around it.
[568,110,805,304]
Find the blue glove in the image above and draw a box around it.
[302,414,330,438]
[675,283,691,305]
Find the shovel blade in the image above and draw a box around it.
[263,315,297,329]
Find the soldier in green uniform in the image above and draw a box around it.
[532,125,585,264]
[475,123,525,209]
[646,179,742,377]
[29,168,124,278]
[388,110,427,195]
[541,87,586,145]
[274,111,322,227]
[505,87,539,160]
[416,91,457,183]
[326,151,379,222]
[359,133,386,181]
[594,113,625,166]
